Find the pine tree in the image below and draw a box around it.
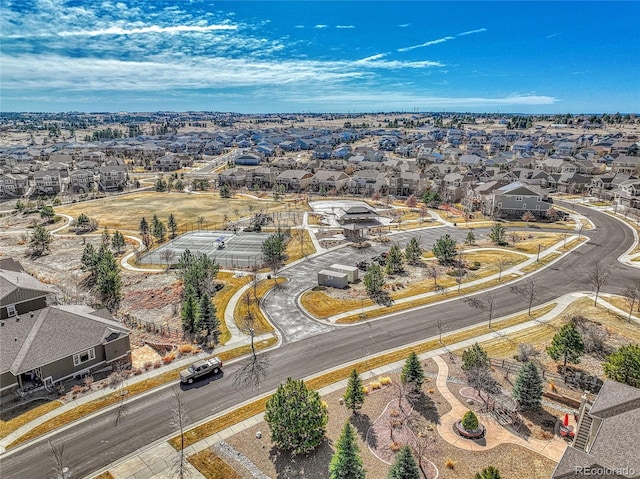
[404,237,422,265]
[547,321,585,373]
[462,410,479,431]
[432,234,457,265]
[489,223,506,245]
[512,362,543,410]
[465,230,476,245]
[30,224,52,256]
[95,247,122,312]
[81,243,99,279]
[167,213,178,239]
[111,230,126,254]
[101,226,110,248]
[344,369,365,415]
[401,352,425,392]
[363,262,385,297]
[139,217,149,236]
[181,285,199,335]
[152,215,166,243]
[264,378,328,455]
[385,244,405,274]
[329,422,365,479]
[603,344,640,388]
[388,445,420,479]
[195,293,220,346]
[475,466,501,479]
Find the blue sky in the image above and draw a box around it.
[1,1,638,113]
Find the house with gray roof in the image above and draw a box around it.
[552,380,640,479]
[489,181,553,219]
[0,262,58,320]
[0,305,131,394]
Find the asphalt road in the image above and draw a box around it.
[1,203,637,479]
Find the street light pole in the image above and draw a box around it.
[537,243,542,262]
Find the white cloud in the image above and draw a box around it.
[397,36,454,52]
[457,28,487,36]
[358,53,388,62]
[294,25,305,29]
[546,33,561,39]
[336,25,355,29]
[314,24,328,29]
[57,24,237,37]
[397,24,411,28]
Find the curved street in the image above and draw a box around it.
[0,203,638,479]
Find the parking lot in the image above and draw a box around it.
[141,230,269,269]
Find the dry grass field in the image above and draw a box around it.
[56,191,297,234]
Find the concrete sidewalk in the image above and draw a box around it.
[90,292,601,479]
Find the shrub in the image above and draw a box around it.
[390,442,402,452]
[144,361,153,370]
[446,458,455,469]
[369,381,381,390]
[362,386,369,395]
[153,360,162,368]
[132,368,143,375]
[379,376,392,385]
[162,354,175,364]
[427,388,435,394]
[71,385,84,394]
[462,410,479,431]
[178,344,193,354]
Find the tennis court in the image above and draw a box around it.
[141,230,269,269]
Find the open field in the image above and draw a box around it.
[56,191,298,234]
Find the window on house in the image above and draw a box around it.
[523,204,527,209]
[7,304,17,317]
[536,205,541,210]
[515,196,523,201]
[73,348,96,366]
[537,197,542,202]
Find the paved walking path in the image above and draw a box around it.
[433,355,568,461]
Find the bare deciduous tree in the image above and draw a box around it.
[160,248,175,269]
[171,387,192,479]
[425,263,439,288]
[464,291,496,328]
[622,282,640,321]
[48,439,70,479]
[496,259,512,282]
[588,262,611,306]
[510,278,539,316]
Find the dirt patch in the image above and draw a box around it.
[131,345,163,369]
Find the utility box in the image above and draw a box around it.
[329,264,359,283]
[318,270,348,289]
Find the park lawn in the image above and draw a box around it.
[510,231,565,254]
[301,250,525,319]
[464,297,639,359]
[519,252,561,273]
[189,449,244,479]
[601,295,640,319]
[233,278,284,334]
[285,229,316,263]
[56,191,292,232]
[213,272,252,344]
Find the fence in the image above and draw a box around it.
[122,314,184,339]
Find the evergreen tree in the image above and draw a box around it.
[422,190,441,207]
[385,244,405,275]
[329,422,365,479]
[152,215,166,243]
[363,262,385,297]
[546,321,585,373]
[111,230,126,254]
[139,217,149,236]
[489,223,507,245]
[101,226,110,248]
[30,224,52,256]
[465,230,476,245]
[603,344,640,388]
[343,369,365,415]
[181,285,199,335]
[388,445,420,479]
[475,466,501,479]
[462,410,479,431]
[261,231,287,279]
[432,234,457,265]
[404,237,422,265]
[77,213,91,231]
[177,250,219,297]
[461,343,493,393]
[95,247,122,311]
[512,362,543,410]
[264,378,328,455]
[167,213,178,239]
[401,352,425,392]
[195,293,220,346]
[40,205,55,223]
[219,184,231,198]
[81,243,99,279]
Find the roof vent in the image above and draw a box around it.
[30,312,34,318]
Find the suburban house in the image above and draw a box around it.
[551,380,640,479]
[0,305,131,395]
[614,179,640,209]
[0,260,58,320]
[246,166,278,189]
[97,165,128,191]
[218,167,248,187]
[33,170,62,195]
[275,169,313,192]
[347,169,388,196]
[234,152,262,166]
[489,181,553,219]
[70,169,97,192]
[388,170,428,197]
[611,156,640,176]
[154,153,183,171]
[311,170,350,194]
[0,173,29,197]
